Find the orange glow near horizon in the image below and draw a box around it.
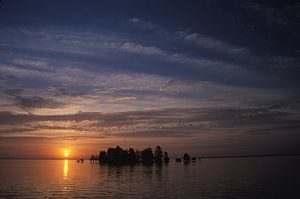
[62,148,71,159]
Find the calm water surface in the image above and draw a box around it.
[0,157,299,198]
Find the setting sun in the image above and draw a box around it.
[62,148,71,159]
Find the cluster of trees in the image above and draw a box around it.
[175,153,199,163]
[90,146,170,165]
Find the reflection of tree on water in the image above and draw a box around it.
[115,166,124,179]
[104,163,166,180]
[142,164,167,183]
[129,164,135,174]
[143,164,153,178]
[155,164,163,182]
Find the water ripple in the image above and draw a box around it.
[0,158,299,198]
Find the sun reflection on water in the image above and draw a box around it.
[64,159,68,180]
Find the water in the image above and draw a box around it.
[0,157,299,198]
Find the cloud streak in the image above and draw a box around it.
[1,104,299,137]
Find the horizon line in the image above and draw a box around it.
[1,153,300,160]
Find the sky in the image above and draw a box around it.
[0,0,299,159]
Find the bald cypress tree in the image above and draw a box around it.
[141,147,153,164]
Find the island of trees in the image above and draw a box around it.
[89,145,197,165]
[90,145,170,165]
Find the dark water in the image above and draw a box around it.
[0,157,299,198]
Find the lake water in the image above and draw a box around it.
[0,157,299,198]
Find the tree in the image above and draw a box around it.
[107,147,116,163]
[154,146,163,163]
[163,152,170,163]
[135,150,141,163]
[141,147,153,164]
[107,146,129,164]
[98,150,107,163]
[90,154,98,163]
[183,153,191,163]
[128,148,136,164]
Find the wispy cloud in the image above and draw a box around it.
[129,17,165,33]
[0,23,297,120]
[1,104,299,138]
[120,42,167,56]
[177,31,249,57]
[14,96,64,111]
[1,26,297,90]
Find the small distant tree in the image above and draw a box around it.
[163,152,170,163]
[90,154,98,163]
[183,153,191,163]
[154,146,163,163]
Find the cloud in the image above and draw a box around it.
[178,31,249,57]
[14,96,64,110]
[128,17,164,33]
[0,128,37,134]
[113,130,196,138]
[0,103,299,137]
[120,42,167,57]
[0,134,108,143]
[0,23,298,120]
[1,27,297,89]
[53,88,87,98]
[129,18,139,24]
[12,58,49,71]
[160,79,199,92]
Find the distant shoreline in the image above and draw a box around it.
[1,153,300,160]
[198,153,300,159]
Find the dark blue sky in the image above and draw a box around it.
[0,0,299,158]
[1,0,299,87]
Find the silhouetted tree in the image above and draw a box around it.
[106,146,130,164]
[175,158,182,163]
[90,154,98,163]
[98,150,107,163]
[183,153,191,163]
[116,146,129,164]
[154,146,163,164]
[141,147,153,164]
[107,147,116,163]
[163,152,170,163]
[128,148,136,164]
[135,150,141,163]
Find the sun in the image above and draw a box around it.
[62,148,71,158]
[64,152,69,157]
